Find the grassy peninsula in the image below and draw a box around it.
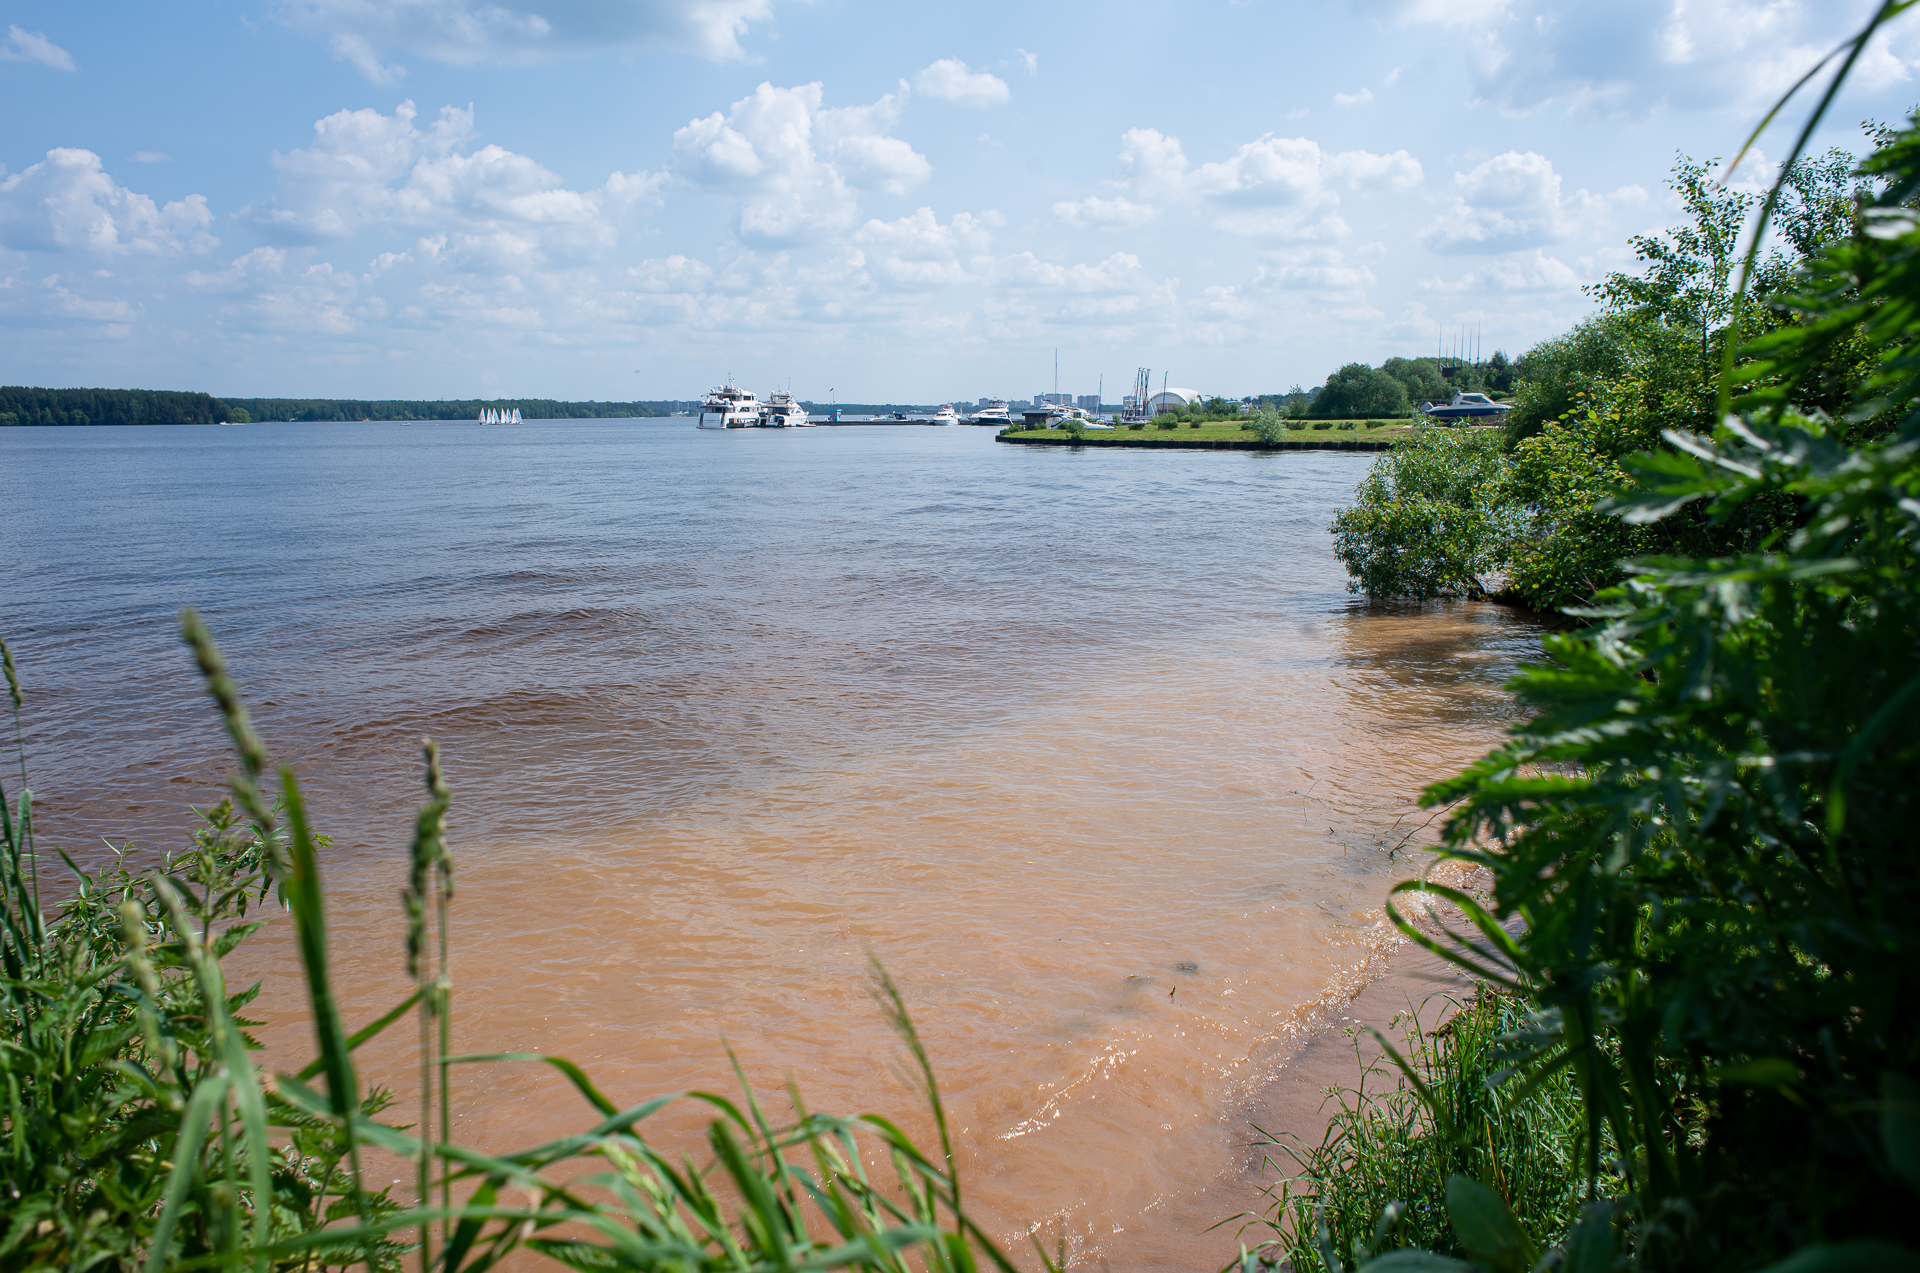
[1000,419,1417,444]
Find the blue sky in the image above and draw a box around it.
[2,0,1916,404]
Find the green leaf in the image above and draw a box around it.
[1445,1175,1533,1273]
[1357,1253,1474,1273]
[1708,1058,1801,1087]
[1558,1202,1616,1273]
[1757,1240,1920,1273]
[1885,1072,1920,1194]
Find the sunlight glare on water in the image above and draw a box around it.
[1,419,1539,1269]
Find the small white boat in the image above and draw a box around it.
[932,404,959,424]
[970,399,1011,426]
[764,391,811,427]
[1422,391,1511,422]
[699,378,762,429]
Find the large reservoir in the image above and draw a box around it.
[1,420,1537,1268]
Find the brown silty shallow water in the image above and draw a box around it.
[2,421,1540,1269]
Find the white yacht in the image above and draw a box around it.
[765,391,811,427]
[1422,391,1511,422]
[932,404,959,424]
[698,378,762,429]
[971,399,1011,426]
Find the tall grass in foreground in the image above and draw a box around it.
[0,616,1014,1273]
[1234,990,1618,1271]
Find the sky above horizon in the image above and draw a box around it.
[3,1,1917,405]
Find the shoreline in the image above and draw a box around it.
[995,433,1396,452]
[1203,872,1492,1259]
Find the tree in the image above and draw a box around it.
[1381,357,1448,404]
[1485,350,1513,392]
[1329,428,1515,597]
[1317,363,1409,418]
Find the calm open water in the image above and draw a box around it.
[0,420,1537,1269]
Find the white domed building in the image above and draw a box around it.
[1148,388,1203,416]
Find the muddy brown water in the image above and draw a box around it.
[1,420,1539,1268]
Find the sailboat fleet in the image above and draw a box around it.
[477,406,522,424]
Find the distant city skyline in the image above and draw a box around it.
[2,1,1915,403]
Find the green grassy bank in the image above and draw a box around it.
[999,420,1420,443]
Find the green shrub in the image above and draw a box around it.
[1156,417,1178,430]
[1128,421,1146,431]
[1249,407,1287,445]
[1329,428,1515,598]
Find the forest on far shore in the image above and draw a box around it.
[0,387,673,427]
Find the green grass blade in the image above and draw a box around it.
[294,988,425,1082]
[144,1073,231,1273]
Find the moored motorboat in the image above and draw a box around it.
[970,398,1011,426]
[932,404,959,424]
[1422,391,1511,422]
[764,391,811,427]
[698,378,762,429]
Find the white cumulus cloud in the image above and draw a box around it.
[1333,87,1373,107]
[1115,128,1421,240]
[1,25,76,71]
[671,81,930,245]
[277,0,777,76]
[915,58,1011,106]
[855,207,995,288]
[1419,151,1639,254]
[251,99,660,271]
[1052,195,1157,229]
[1419,249,1583,292]
[1347,0,1911,118]
[0,150,214,255]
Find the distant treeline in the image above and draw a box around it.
[0,386,234,427]
[0,386,676,426]
[221,398,669,422]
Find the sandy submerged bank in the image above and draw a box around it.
[1158,869,1488,1267]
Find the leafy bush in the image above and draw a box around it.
[1249,407,1287,445]
[1328,428,1516,599]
